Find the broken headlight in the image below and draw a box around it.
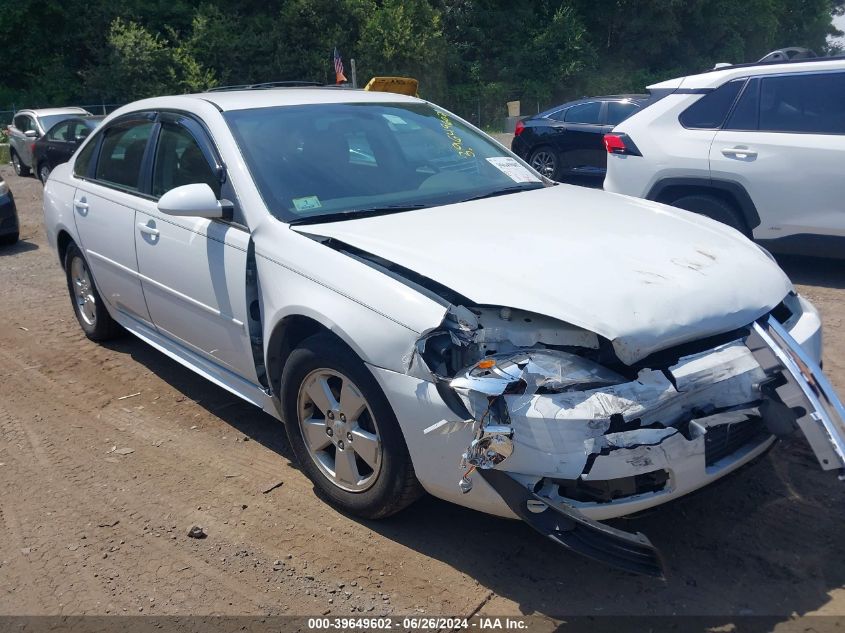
[450,350,625,492]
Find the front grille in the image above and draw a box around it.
[704,417,767,466]
[553,469,669,503]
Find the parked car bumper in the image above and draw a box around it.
[0,190,19,238]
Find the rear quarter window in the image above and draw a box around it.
[679,79,745,129]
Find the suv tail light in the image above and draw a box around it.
[604,133,642,156]
[514,120,525,136]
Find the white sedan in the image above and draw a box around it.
[43,88,845,577]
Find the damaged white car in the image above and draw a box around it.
[43,87,845,577]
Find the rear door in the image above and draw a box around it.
[710,70,845,240]
[44,121,75,169]
[554,101,606,177]
[71,115,156,326]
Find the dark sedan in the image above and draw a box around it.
[0,177,19,245]
[511,95,647,182]
[33,116,103,183]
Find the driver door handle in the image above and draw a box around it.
[721,146,758,159]
[137,222,160,237]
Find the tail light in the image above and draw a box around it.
[514,120,525,136]
[604,133,642,156]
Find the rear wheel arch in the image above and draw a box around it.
[648,178,760,236]
[57,230,74,270]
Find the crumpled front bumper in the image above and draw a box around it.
[370,298,842,576]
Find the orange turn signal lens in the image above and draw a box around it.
[477,359,496,369]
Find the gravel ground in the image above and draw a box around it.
[0,165,844,626]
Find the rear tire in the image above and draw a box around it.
[669,193,750,237]
[11,150,31,177]
[528,146,559,180]
[64,242,123,341]
[281,332,423,519]
[38,163,51,184]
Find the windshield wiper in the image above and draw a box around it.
[459,183,546,203]
[287,204,428,226]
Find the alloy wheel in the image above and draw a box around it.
[70,256,97,327]
[530,150,557,178]
[296,368,382,493]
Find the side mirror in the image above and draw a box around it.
[157,183,228,219]
[24,130,38,138]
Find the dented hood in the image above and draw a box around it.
[296,185,792,364]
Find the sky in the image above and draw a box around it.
[831,12,845,45]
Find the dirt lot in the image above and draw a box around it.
[1,165,844,626]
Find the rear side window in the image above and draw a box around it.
[725,78,760,130]
[679,79,745,129]
[757,72,845,134]
[74,138,98,178]
[564,102,601,124]
[95,121,154,191]
[607,101,640,126]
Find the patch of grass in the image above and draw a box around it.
[0,144,8,165]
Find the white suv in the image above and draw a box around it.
[603,56,845,257]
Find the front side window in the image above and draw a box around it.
[757,72,845,134]
[564,102,601,124]
[679,79,745,129]
[95,121,154,191]
[152,123,219,198]
[224,102,544,223]
[47,122,71,141]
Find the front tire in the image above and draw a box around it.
[64,242,123,341]
[669,194,750,237]
[0,232,19,246]
[281,332,422,519]
[11,151,31,177]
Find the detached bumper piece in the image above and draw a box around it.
[749,315,845,477]
[479,469,664,578]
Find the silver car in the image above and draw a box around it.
[7,107,91,176]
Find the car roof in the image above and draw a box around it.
[649,56,845,91]
[194,87,425,111]
[18,107,90,117]
[535,94,647,118]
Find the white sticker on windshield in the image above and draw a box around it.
[486,157,542,183]
[292,196,322,212]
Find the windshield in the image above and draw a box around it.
[224,102,545,223]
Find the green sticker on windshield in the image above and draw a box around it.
[292,196,322,212]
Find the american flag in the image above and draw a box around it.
[333,48,347,84]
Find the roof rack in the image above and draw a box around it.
[706,47,843,73]
[207,80,334,92]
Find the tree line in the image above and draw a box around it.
[1,0,843,125]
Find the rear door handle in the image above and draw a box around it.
[73,199,89,213]
[721,147,757,159]
[137,222,160,237]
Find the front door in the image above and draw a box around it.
[134,115,258,383]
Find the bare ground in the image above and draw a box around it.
[1,165,844,625]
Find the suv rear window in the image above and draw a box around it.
[679,79,745,129]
